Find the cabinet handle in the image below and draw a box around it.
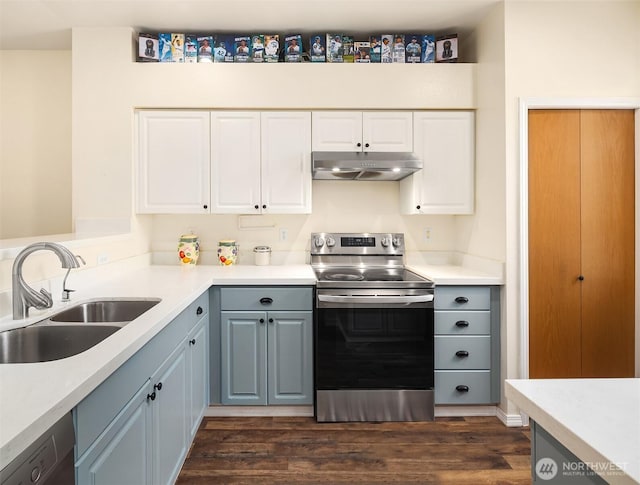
[259,318,265,324]
[189,338,196,345]
[154,382,163,391]
[455,320,470,328]
[455,350,470,358]
[578,275,585,281]
[356,142,362,147]
[147,391,156,401]
[196,306,203,315]
[254,204,259,210]
[268,318,274,323]
[364,143,370,148]
[456,385,470,393]
[416,205,421,210]
[260,297,273,305]
[203,205,208,210]
[455,296,469,304]
[262,204,267,209]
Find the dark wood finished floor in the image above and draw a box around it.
[177,416,531,484]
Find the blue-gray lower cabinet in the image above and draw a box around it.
[74,291,209,485]
[434,285,500,405]
[218,286,313,406]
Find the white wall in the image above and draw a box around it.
[502,0,640,395]
[0,51,72,239]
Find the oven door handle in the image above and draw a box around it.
[317,294,434,304]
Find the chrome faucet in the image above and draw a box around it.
[12,242,84,320]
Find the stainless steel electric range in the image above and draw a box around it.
[311,232,435,422]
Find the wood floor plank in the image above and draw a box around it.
[178,416,531,484]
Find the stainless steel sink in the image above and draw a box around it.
[0,324,121,363]
[49,298,161,323]
[0,298,162,364]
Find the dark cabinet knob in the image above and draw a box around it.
[203,205,208,209]
[364,143,370,148]
[154,382,163,391]
[189,338,196,345]
[268,318,274,323]
[260,297,273,305]
[196,306,203,315]
[455,296,469,304]
[259,318,265,324]
[578,275,585,281]
[357,142,362,147]
[262,204,267,209]
[147,391,156,401]
[416,205,421,210]
[455,350,470,358]
[254,204,259,210]
[456,385,470,393]
[455,320,470,328]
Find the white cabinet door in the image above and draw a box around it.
[210,111,261,213]
[363,112,413,152]
[400,111,475,214]
[312,111,412,152]
[261,112,312,214]
[311,111,362,151]
[136,111,210,214]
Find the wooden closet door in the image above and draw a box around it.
[528,110,583,378]
[580,110,635,377]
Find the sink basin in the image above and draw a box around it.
[49,298,161,323]
[0,324,121,363]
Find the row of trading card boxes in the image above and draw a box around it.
[138,33,459,63]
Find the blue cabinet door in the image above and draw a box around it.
[151,340,189,485]
[76,380,153,485]
[267,311,313,405]
[221,311,267,405]
[188,315,209,438]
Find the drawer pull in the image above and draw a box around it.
[196,306,203,315]
[455,296,469,304]
[456,385,470,393]
[154,382,163,391]
[455,350,470,358]
[260,297,273,305]
[147,391,156,401]
[455,320,470,328]
[259,318,265,324]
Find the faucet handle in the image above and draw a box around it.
[34,288,53,310]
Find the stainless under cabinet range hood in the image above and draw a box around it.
[311,151,422,181]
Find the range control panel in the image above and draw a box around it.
[311,232,405,256]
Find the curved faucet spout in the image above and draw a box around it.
[12,242,83,320]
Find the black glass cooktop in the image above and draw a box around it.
[314,267,433,288]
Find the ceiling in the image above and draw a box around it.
[0,0,503,50]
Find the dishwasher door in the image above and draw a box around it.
[0,412,75,485]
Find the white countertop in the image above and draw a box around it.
[506,378,640,485]
[407,263,503,285]
[0,260,496,469]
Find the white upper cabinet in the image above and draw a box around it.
[312,111,413,152]
[210,112,261,213]
[400,111,475,215]
[261,112,312,214]
[136,111,210,214]
[211,111,311,214]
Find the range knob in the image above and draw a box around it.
[392,236,402,248]
[325,236,336,247]
[314,236,325,248]
[381,237,391,247]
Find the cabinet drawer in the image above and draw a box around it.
[435,370,491,404]
[435,336,490,369]
[435,311,491,335]
[186,291,209,333]
[220,287,313,311]
[435,286,490,310]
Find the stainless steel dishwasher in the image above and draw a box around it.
[0,412,75,485]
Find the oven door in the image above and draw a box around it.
[315,288,434,391]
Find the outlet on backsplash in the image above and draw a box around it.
[424,227,432,241]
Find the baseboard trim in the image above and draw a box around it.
[205,405,314,417]
[497,406,525,427]
[435,405,497,417]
